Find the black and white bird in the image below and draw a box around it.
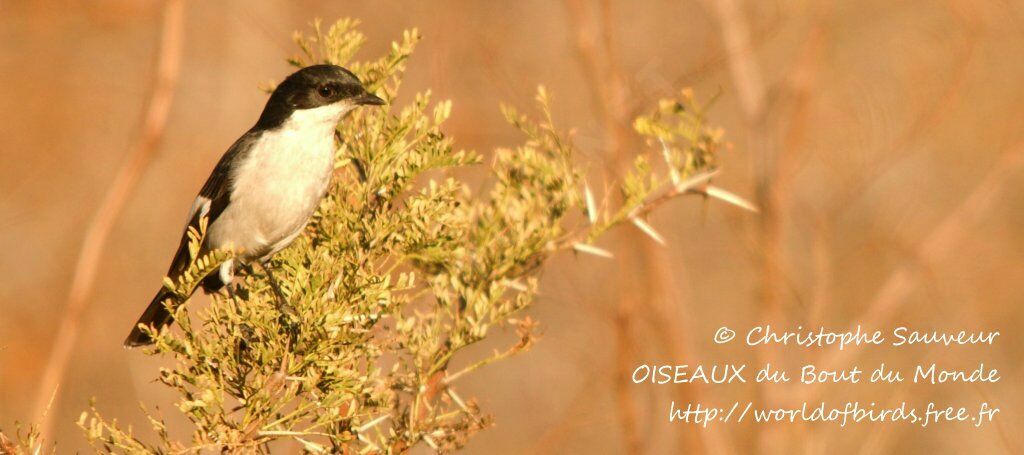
[124,64,384,347]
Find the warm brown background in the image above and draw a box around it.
[2,0,1023,453]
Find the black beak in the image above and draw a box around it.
[354,92,386,106]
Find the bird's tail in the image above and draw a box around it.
[123,287,178,347]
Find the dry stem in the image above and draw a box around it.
[31,0,186,441]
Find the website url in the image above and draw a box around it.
[668,401,999,428]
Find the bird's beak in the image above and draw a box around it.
[354,92,386,106]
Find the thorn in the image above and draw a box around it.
[573,242,614,259]
[675,169,720,194]
[659,138,681,185]
[699,184,760,213]
[503,279,529,292]
[423,434,439,450]
[584,182,597,224]
[356,414,390,433]
[446,389,485,425]
[631,218,666,245]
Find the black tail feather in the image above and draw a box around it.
[124,288,177,347]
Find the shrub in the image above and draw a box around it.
[77,18,724,453]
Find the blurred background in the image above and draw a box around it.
[2,0,1023,453]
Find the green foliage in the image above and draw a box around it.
[80,19,724,453]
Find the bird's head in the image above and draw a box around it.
[256,64,385,130]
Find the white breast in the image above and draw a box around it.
[207,102,353,261]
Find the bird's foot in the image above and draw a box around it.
[259,262,299,319]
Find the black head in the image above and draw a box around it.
[255,64,384,129]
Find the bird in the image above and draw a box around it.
[124,64,385,347]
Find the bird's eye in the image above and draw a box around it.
[317,85,335,98]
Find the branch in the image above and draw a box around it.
[32,0,186,441]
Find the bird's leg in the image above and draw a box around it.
[256,261,297,317]
[261,264,286,305]
[226,262,256,302]
[214,259,241,302]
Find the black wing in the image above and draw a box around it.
[164,130,259,280]
[124,131,260,346]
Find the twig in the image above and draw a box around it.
[640,243,735,455]
[441,343,524,386]
[562,1,643,452]
[699,0,765,121]
[563,1,744,453]
[696,0,784,452]
[31,0,186,441]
